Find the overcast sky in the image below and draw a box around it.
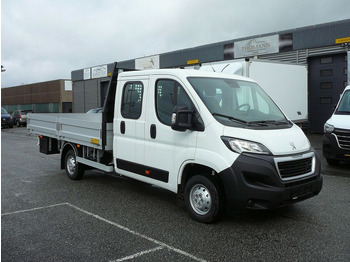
[1,0,349,87]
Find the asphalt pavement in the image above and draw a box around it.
[1,127,350,262]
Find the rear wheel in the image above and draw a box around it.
[184,175,224,223]
[64,149,85,180]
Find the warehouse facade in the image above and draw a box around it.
[72,19,350,133]
[1,79,72,113]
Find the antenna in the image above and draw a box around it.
[221,64,230,72]
[209,64,216,72]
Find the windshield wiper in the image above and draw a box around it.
[248,120,290,126]
[212,113,247,125]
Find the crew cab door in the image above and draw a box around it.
[143,75,199,192]
[114,77,147,174]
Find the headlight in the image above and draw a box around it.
[221,136,271,155]
[324,123,334,133]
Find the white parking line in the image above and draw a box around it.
[1,202,67,216]
[2,202,207,262]
[110,246,165,262]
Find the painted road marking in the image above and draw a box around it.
[2,203,207,262]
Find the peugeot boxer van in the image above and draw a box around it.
[323,85,350,165]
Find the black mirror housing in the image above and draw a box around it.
[171,105,194,131]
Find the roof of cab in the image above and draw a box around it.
[118,68,255,82]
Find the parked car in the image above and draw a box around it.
[12,109,33,127]
[1,107,14,128]
[86,107,103,113]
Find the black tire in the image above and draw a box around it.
[64,149,85,180]
[326,158,339,166]
[184,175,224,223]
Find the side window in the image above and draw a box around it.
[155,79,193,125]
[121,82,143,119]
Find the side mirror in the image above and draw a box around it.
[171,105,194,131]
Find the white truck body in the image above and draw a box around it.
[28,113,113,151]
[199,59,308,125]
[28,64,322,223]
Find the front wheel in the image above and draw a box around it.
[184,175,224,223]
[64,149,85,180]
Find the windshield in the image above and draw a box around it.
[187,77,290,128]
[1,108,8,114]
[335,90,350,115]
[21,110,32,115]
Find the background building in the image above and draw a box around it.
[71,19,350,133]
[1,79,72,113]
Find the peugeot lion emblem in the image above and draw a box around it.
[290,142,296,150]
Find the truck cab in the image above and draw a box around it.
[323,85,350,165]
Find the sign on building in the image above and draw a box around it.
[135,55,160,70]
[92,65,108,79]
[224,33,292,60]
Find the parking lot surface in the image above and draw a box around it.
[2,127,350,262]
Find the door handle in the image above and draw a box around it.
[150,124,156,139]
[120,121,125,134]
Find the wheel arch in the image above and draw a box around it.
[60,142,82,169]
[177,162,226,202]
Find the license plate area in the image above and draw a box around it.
[291,185,312,199]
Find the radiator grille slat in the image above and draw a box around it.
[334,128,350,150]
[277,157,313,180]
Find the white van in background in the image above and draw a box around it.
[323,85,350,165]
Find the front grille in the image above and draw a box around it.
[275,152,315,182]
[334,128,350,150]
[278,157,313,180]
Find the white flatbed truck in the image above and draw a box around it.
[28,63,322,223]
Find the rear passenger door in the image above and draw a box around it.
[114,79,147,175]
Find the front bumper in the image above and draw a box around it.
[323,133,350,162]
[1,118,14,127]
[218,148,323,212]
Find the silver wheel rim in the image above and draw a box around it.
[189,184,212,215]
[67,155,76,175]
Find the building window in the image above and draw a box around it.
[121,82,143,119]
[320,82,333,89]
[320,97,332,104]
[320,69,333,77]
[320,57,333,64]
